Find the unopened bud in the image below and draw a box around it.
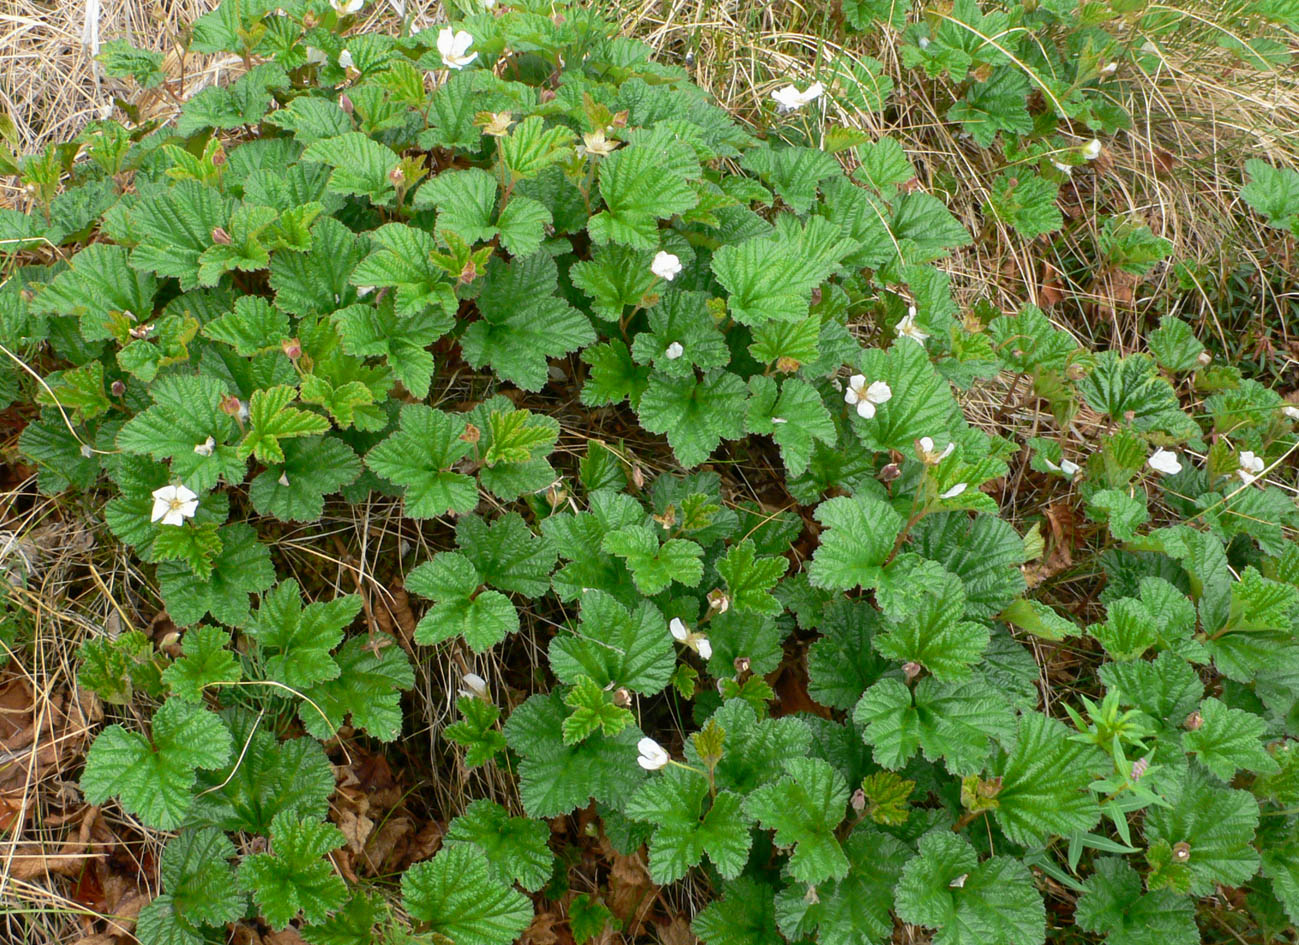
[339,93,354,115]
[1184,710,1203,731]
[733,656,751,676]
[880,462,901,482]
[389,165,405,186]
[850,788,866,812]
[110,380,125,397]
[630,465,645,490]
[281,337,302,360]
[539,88,557,103]
[546,483,567,509]
[211,226,231,245]
[611,110,629,128]
[612,687,632,708]
[903,661,923,681]
[210,145,226,167]
[707,588,730,613]
[803,885,819,905]
[1196,351,1212,367]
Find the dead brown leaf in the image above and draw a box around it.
[658,915,698,945]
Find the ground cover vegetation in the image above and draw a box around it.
[2,0,1299,942]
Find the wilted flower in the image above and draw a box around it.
[458,672,489,700]
[482,111,512,137]
[581,128,618,157]
[917,436,954,465]
[330,0,364,13]
[771,81,824,113]
[1237,450,1265,485]
[939,482,968,500]
[669,617,689,642]
[896,307,929,344]
[664,341,685,360]
[651,251,682,281]
[1082,139,1103,160]
[697,637,713,660]
[844,375,892,419]
[305,46,328,65]
[1147,448,1182,475]
[637,737,670,770]
[1284,405,1299,420]
[438,28,478,69]
[193,436,215,457]
[151,484,198,527]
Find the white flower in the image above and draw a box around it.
[939,482,968,500]
[771,417,788,424]
[1082,139,1102,160]
[79,443,95,459]
[669,617,689,642]
[1147,448,1182,475]
[338,49,354,69]
[918,436,954,465]
[1060,458,1080,477]
[697,637,712,660]
[651,251,682,281]
[1052,160,1073,175]
[458,672,489,700]
[844,375,892,419]
[581,128,618,157]
[330,0,364,13]
[438,28,478,69]
[664,341,685,360]
[1283,405,1299,420]
[918,36,931,50]
[278,472,291,487]
[1100,61,1118,75]
[897,307,929,344]
[151,484,198,527]
[1237,451,1265,485]
[305,46,328,65]
[771,81,824,113]
[193,436,215,457]
[637,737,670,771]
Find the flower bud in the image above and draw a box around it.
[339,93,354,115]
[211,226,232,245]
[1184,710,1203,731]
[110,380,126,397]
[281,337,302,360]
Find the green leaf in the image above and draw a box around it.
[454,512,556,596]
[806,600,890,710]
[332,300,444,399]
[158,523,275,627]
[888,191,972,263]
[712,215,853,325]
[408,552,519,653]
[716,539,788,616]
[895,830,1045,945]
[854,675,1013,775]
[852,136,914,195]
[774,827,909,945]
[348,222,456,321]
[948,68,1032,147]
[1078,351,1184,431]
[636,369,748,468]
[204,296,289,356]
[984,171,1062,239]
[504,692,644,817]
[402,844,534,945]
[693,878,780,945]
[990,711,1103,847]
[860,770,915,825]
[1183,696,1279,781]
[35,243,157,342]
[602,524,704,595]
[588,127,699,247]
[626,765,753,883]
[875,568,989,679]
[499,115,575,181]
[807,494,905,592]
[137,826,245,945]
[745,376,836,477]
[562,674,634,744]
[189,719,334,834]
[446,696,508,768]
[1148,315,1206,372]
[1099,216,1174,275]
[852,340,960,452]
[97,39,166,87]
[151,521,223,579]
[81,698,232,829]
[549,590,674,696]
[238,812,347,929]
[1074,857,1199,945]
[116,374,242,492]
[300,636,413,742]
[444,799,554,893]
[461,251,595,391]
[365,405,478,518]
[162,625,240,702]
[741,144,842,213]
[1241,158,1299,235]
[238,384,330,464]
[244,580,360,690]
[744,757,850,884]
[249,435,362,523]
[301,132,399,203]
